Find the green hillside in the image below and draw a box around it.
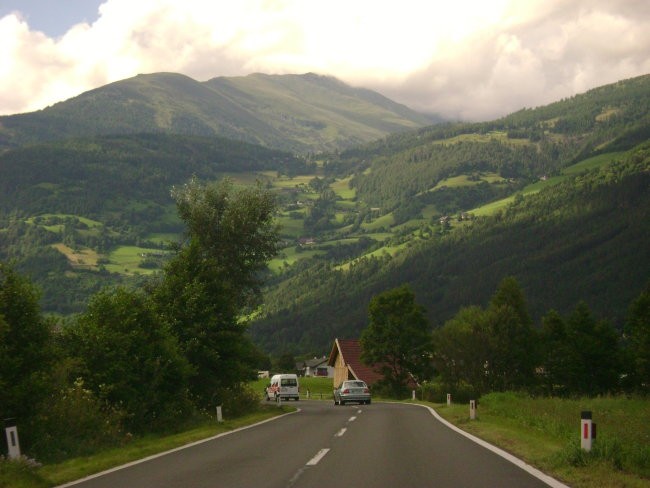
[251,145,650,354]
[0,72,434,153]
[0,133,303,313]
[248,74,650,354]
[0,72,648,352]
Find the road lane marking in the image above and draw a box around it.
[335,427,347,437]
[414,403,570,488]
[306,448,330,466]
[348,416,357,422]
[55,409,301,488]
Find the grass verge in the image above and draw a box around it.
[427,392,649,488]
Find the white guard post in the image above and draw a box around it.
[412,390,416,400]
[216,405,223,423]
[469,400,477,420]
[447,393,451,406]
[4,419,21,459]
[581,411,596,451]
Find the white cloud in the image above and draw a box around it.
[0,0,649,119]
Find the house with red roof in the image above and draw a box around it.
[327,338,384,388]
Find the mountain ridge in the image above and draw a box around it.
[0,72,436,153]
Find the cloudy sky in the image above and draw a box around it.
[1,0,649,120]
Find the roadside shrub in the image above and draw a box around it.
[25,378,126,463]
[419,380,480,404]
[218,385,261,417]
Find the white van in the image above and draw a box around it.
[265,373,300,401]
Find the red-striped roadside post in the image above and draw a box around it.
[581,411,596,451]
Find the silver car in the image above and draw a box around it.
[334,380,371,405]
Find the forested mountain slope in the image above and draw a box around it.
[251,145,650,354]
[0,133,303,216]
[340,74,650,211]
[0,133,302,313]
[0,72,434,153]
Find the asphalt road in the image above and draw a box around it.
[59,401,565,488]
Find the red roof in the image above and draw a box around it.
[328,338,384,386]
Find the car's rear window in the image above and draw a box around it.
[346,381,366,388]
[281,378,297,386]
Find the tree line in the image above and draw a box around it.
[360,279,649,400]
[0,178,278,462]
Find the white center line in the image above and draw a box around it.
[335,427,347,437]
[348,416,357,422]
[306,448,330,466]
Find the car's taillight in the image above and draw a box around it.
[343,389,350,394]
[364,388,369,393]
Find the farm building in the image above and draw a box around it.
[327,338,384,388]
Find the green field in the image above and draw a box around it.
[105,246,169,275]
[472,152,625,217]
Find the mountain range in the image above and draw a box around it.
[0,71,648,356]
[0,72,436,153]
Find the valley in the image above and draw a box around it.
[0,72,648,355]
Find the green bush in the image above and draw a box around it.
[419,380,480,404]
[218,385,262,417]
[25,378,126,463]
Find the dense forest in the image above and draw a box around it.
[251,144,650,354]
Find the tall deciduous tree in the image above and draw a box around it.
[360,285,433,395]
[63,287,192,431]
[152,177,279,406]
[0,262,52,420]
[433,277,536,394]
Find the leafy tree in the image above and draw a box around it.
[152,177,279,407]
[432,278,536,394]
[62,287,192,431]
[624,283,650,392]
[432,306,490,393]
[360,285,433,395]
[0,262,53,421]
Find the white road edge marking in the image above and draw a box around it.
[306,448,330,466]
[55,409,301,488]
[335,427,347,437]
[414,403,570,488]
